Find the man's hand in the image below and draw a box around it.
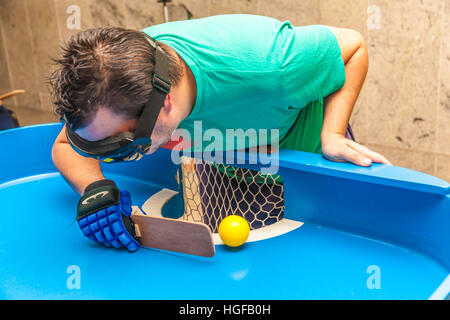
[321,132,392,167]
[77,179,140,252]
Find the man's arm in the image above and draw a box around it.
[321,27,391,166]
[52,124,105,195]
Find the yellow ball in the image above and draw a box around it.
[218,215,250,247]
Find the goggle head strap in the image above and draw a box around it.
[134,34,171,139]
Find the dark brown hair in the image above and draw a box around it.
[49,27,183,130]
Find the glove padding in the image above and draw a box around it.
[77,179,140,252]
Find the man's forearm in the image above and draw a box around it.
[318,28,390,166]
[52,142,105,195]
[52,126,105,195]
[322,39,368,138]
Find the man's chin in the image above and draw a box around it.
[145,144,160,155]
[146,131,176,154]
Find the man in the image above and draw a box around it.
[50,14,391,251]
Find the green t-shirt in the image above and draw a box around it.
[142,14,345,152]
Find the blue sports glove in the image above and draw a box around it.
[76,179,140,252]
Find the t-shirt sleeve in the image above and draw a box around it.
[280,24,346,108]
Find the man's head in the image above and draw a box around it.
[49,27,184,151]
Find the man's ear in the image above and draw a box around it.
[163,93,172,112]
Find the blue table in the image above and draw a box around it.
[0,124,448,299]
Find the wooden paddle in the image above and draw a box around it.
[131,206,215,257]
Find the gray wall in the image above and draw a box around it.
[0,0,448,181]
